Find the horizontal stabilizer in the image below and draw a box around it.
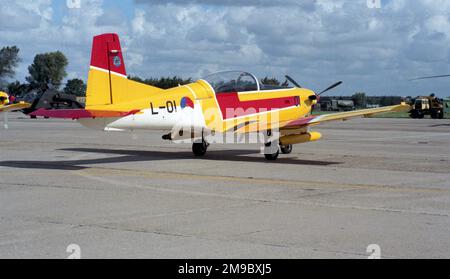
[30,108,140,119]
[0,102,31,113]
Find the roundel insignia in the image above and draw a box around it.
[180,97,194,109]
[113,56,122,67]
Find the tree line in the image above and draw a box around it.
[0,46,86,97]
[0,45,405,107]
[0,46,199,97]
[0,45,292,97]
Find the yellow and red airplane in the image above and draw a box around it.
[31,33,410,160]
[0,91,31,129]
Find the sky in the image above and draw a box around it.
[1,0,450,97]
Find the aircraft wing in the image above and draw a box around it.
[0,102,31,113]
[30,108,140,119]
[234,103,411,133]
[284,103,411,129]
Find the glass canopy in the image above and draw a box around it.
[202,71,260,93]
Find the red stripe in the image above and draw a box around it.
[216,92,297,119]
[90,33,127,76]
[30,109,139,119]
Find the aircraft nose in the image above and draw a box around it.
[308,94,318,102]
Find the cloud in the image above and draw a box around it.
[2,0,450,96]
[134,0,315,7]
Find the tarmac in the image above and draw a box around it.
[0,112,449,258]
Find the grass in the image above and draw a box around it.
[313,110,450,119]
[369,112,411,118]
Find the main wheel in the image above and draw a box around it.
[264,150,279,161]
[263,141,279,161]
[280,144,293,154]
[439,111,444,119]
[192,141,208,157]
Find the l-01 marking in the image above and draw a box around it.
[150,100,178,115]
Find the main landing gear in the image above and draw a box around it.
[264,142,293,161]
[263,140,280,161]
[192,140,209,157]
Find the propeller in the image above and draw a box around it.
[318,81,343,96]
[285,75,302,88]
[410,74,450,81]
[284,75,343,114]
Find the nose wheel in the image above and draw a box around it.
[280,144,293,154]
[192,141,209,157]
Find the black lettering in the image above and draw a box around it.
[150,103,158,115]
[166,101,174,113]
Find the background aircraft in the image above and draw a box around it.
[0,91,30,129]
[31,33,410,160]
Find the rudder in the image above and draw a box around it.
[86,33,127,107]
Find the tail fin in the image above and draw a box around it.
[86,33,163,108]
[86,33,127,106]
[90,33,127,78]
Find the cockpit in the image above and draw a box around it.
[202,71,292,94]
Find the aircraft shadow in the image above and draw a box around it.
[0,148,342,171]
[429,124,450,127]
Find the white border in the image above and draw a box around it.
[90,66,128,79]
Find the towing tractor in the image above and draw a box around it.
[409,94,444,119]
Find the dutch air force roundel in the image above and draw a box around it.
[113,56,121,67]
[180,97,194,109]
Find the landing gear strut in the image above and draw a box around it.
[192,141,209,157]
[280,144,293,154]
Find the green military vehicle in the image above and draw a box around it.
[444,98,450,118]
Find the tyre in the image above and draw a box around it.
[192,142,208,157]
[439,111,444,119]
[431,110,438,119]
[264,150,279,161]
[280,144,293,154]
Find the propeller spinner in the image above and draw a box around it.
[284,75,343,114]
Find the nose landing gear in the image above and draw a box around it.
[280,144,293,154]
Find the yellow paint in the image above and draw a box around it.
[85,68,164,108]
[0,92,9,106]
[279,132,322,145]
